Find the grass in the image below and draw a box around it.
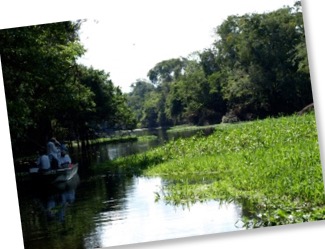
[70,136,138,148]
[137,135,158,141]
[166,124,218,133]
[95,112,325,228]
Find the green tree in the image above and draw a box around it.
[112,87,137,130]
[214,5,312,119]
[1,20,137,157]
[127,79,155,127]
[141,91,160,128]
[174,60,222,125]
[147,57,188,85]
[0,21,87,156]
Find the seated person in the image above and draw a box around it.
[36,150,51,171]
[59,145,72,168]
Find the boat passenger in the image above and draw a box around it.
[59,144,72,168]
[36,150,51,171]
[47,137,61,168]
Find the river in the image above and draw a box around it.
[16,128,244,249]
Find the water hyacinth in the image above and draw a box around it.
[104,112,325,228]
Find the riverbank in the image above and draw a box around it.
[102,112,325,228]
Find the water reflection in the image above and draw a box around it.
[19,173,243,249]
[18,174,81,249]
[18,127,244,249]
[94,139,161,163]
[92,127,216,162]
[42,174,80,222]
[84,176,243,248]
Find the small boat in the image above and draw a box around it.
[29,163,79,184]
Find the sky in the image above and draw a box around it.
[77,0,297,93]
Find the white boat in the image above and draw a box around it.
[29,163,79,184]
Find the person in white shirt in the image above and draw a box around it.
[36,150,51,171]
[59,144,71,168]
[47,137,61,168]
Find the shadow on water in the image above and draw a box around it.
[17,174,82,249]
[42,174,80,222]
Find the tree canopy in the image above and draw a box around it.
[127,1,312,128]
[0,21,135,157]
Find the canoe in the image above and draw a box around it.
[29,163,79,184]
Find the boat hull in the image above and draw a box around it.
[29,163,79,184]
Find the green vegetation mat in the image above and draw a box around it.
[100,112,325,228]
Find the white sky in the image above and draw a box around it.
[77,0,297,93]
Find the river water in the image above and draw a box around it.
[16,128,244,249]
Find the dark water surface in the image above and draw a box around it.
[17,128,244,249]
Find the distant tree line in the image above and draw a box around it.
[127,1,312,128]
[0,21,136,158]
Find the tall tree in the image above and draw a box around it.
[127,79,155,127]
[214,4,312,118]
[147,58,188,85]
[0,21,87,156]
[1,20,137,157]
